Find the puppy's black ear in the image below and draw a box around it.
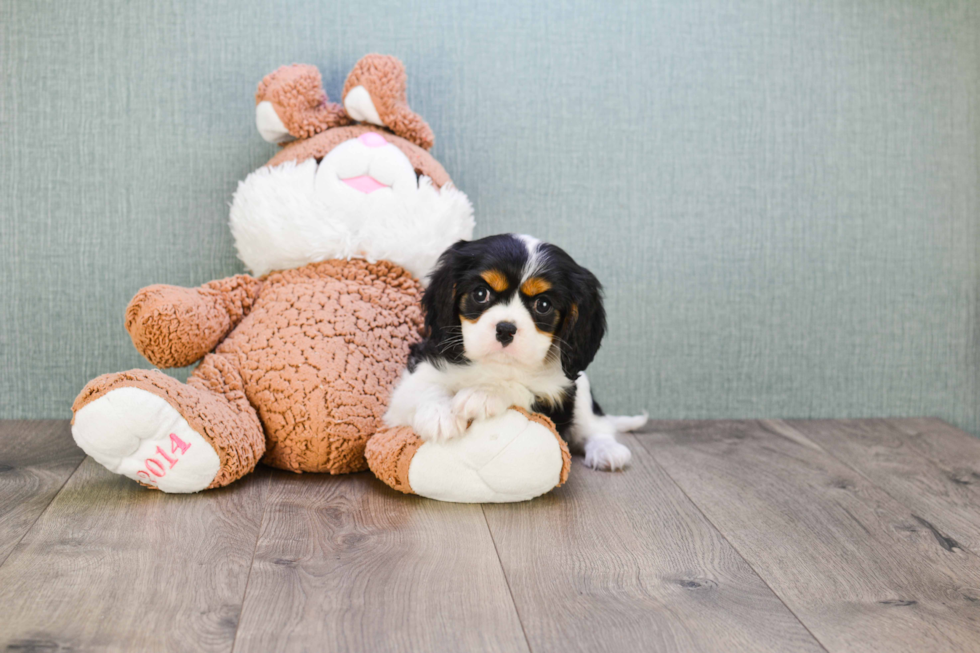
[558,266,606,379]
[422,240,471,338]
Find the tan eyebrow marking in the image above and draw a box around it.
[520,277,552,296]
[481,269,509,292]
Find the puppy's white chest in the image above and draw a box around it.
[442,360,570,409]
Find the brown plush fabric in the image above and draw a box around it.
[73,55,480,493]
[82,259,423,478]
[342,54,435,151]
[364,426,422,495]
[125,275,263,369]
[255,64,352,140]
[510,407,571,486]
[71,363,266,489]
[265,125,451,189]
[213,259,422,473]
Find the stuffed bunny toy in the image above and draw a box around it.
[71,55,569,502]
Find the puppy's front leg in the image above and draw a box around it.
[384,364,467,442]
[451,387,510,424]
[414,401,468,442]
[451,384,534,424]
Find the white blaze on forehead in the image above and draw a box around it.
[515,233,547,282]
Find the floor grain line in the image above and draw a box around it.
[0,421,87,567]
[232,471,530,653]
[0,454,84,569]
[0,458,274,652]
[6,419,980,651]
[634,436,832,653]
[777,419,980,558]
[635,420,980,653]
[229,471,274,653]
[482,432,826,652]
[481,505,534,653]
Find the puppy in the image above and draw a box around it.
[384,234,647,470]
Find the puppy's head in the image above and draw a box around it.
[423,234,605,377]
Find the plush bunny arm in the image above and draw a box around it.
[125,275,263,369]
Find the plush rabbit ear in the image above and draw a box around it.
[254,64,352,143]
[342,54,435,150]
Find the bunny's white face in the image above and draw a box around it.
[317,132,421,205]
[239,56,472,280]
[229,131,473,280]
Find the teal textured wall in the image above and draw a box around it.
[2,1,979,434]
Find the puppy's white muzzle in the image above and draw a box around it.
[462,297,553,367]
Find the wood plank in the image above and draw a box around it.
[888,418,980,490]
[482,433,826,653]
[637,420,980,653]
[232,470,530,653]
[0,457,271,652]
[0,420,85,566]
[783,419,980,555]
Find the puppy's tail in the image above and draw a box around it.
[604,412,649,433]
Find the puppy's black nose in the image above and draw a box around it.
[495,321,517,346]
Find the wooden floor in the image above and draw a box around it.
[2,419,980,652]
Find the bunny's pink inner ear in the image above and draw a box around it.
[341,54,435,150]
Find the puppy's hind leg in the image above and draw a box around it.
[569,373,632,471]
[583,375,648,433]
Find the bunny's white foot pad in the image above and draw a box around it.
[378,409,570,503]
[72,387,220,493]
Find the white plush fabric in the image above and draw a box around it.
[229,153,474,280]
[407,409,565,503]
[72,387,221,493]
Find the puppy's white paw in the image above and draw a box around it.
[414,403,468,443]
[451,387,509,424]
[584,438,632,471]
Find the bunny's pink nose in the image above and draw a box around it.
[358,132,388,148]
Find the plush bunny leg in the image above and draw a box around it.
[366,408,570,503]
[72,353,265,493]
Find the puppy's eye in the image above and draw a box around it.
[533,297,553,315]
[472,287,491,304]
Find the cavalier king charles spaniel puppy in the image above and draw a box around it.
[384,234,647,471]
